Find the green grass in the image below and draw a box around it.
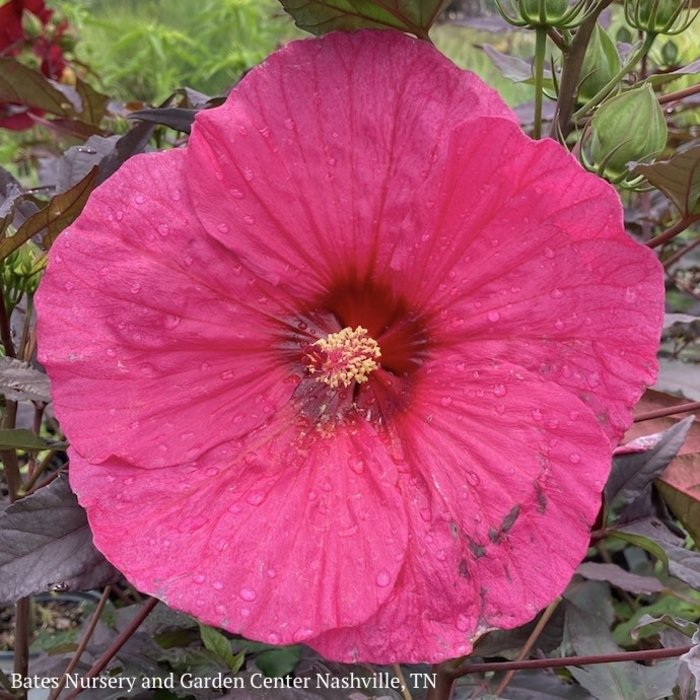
[52,0,302,102]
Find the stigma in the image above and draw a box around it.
[305,326,381,389]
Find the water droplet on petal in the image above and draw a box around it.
[487,310,500,323]
[212,581,224,590]
[456,614,470,632]
[544,246,555,259]
[466,471,480,486]
[240,587,257,601]
[193,573,205,584]
[230,188,245,199]
[267,632,281,644]
[569,452,582,464]
[376,570,391,587]
[440,396,452,407]
[240,607,251,617]
[164,314,180,329]
[246,491,265,506]
[493,384,507,397]
[217,223,229,234]
[134,194,146,205]
[531,408,542,421]
[550,288,564,299]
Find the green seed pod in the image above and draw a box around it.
[625,0,691,34]
[578,24,621,104]
[517,0,570,25]
[589,84,667,180]
[660,39,679,65]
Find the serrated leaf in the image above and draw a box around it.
[0,166,98,261]
[0,356,51,403]
[0,429,63,451]
[0,477,119,602]
[0,58,74,116]
[255,646,302,677]
[199,624,244,673]
[606,418,693,515]
[657,454,700,545]
[634,145,700,217]
[279,0,448,38]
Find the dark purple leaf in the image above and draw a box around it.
[0,356,51,403]
[0,58,74,116]
[0,166,98,260]
[605,418,693,514]
[0,476,119,603]
[612,517,700,588]
[75,78,109,125]
[577,562,664,595]
[128,107,198,134]
[56,135,120,191]
[565,599,678,700]
[634,144,700,217]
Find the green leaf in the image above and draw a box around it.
[0,429,63,451]
[0,166,98,261]
[610,517,700,588]
[279,0,449,38]
[634,145,700,217]
[254,645,302,677]
[198,624,245,673]
[0,58,74,116]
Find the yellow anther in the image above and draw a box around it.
[307,326,381,389]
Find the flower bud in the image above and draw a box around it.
[517,0,570,25]
[660,39,679,65]
[21,10,44,40]
[1,242,46,304]
[578,25,621,104]
[588,84,667,180]
[625,0,692,34]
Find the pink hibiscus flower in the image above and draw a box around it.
[35,31,663,663]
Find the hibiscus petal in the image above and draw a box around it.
[36,149,305,467]
[69,406,408,641]
[185,30,514,291]
[309,362,611,663]
[406,118,662,444]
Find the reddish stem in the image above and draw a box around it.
[646,216,700,249]
[452,645,691,677]
[634,400,700,422]
[658,83,700,105]
[664,237,700,268]
[63,597,158,699]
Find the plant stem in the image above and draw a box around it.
[573,32,657,120]
[393,665,412,700]
[634,400,700,422]
[13,598,30,699]
[494,598,561,696]
[533,27,548,139]
[49,587,112,700]
[658,82,700,105]
[452,644,691,676]
[553,0,612,139]
[426,663,455,700]
[664,237,700,269]
[646,215,700,249]
[0,283,16,358]
[63,597,158,699]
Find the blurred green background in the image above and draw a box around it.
[51,0,531,105]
